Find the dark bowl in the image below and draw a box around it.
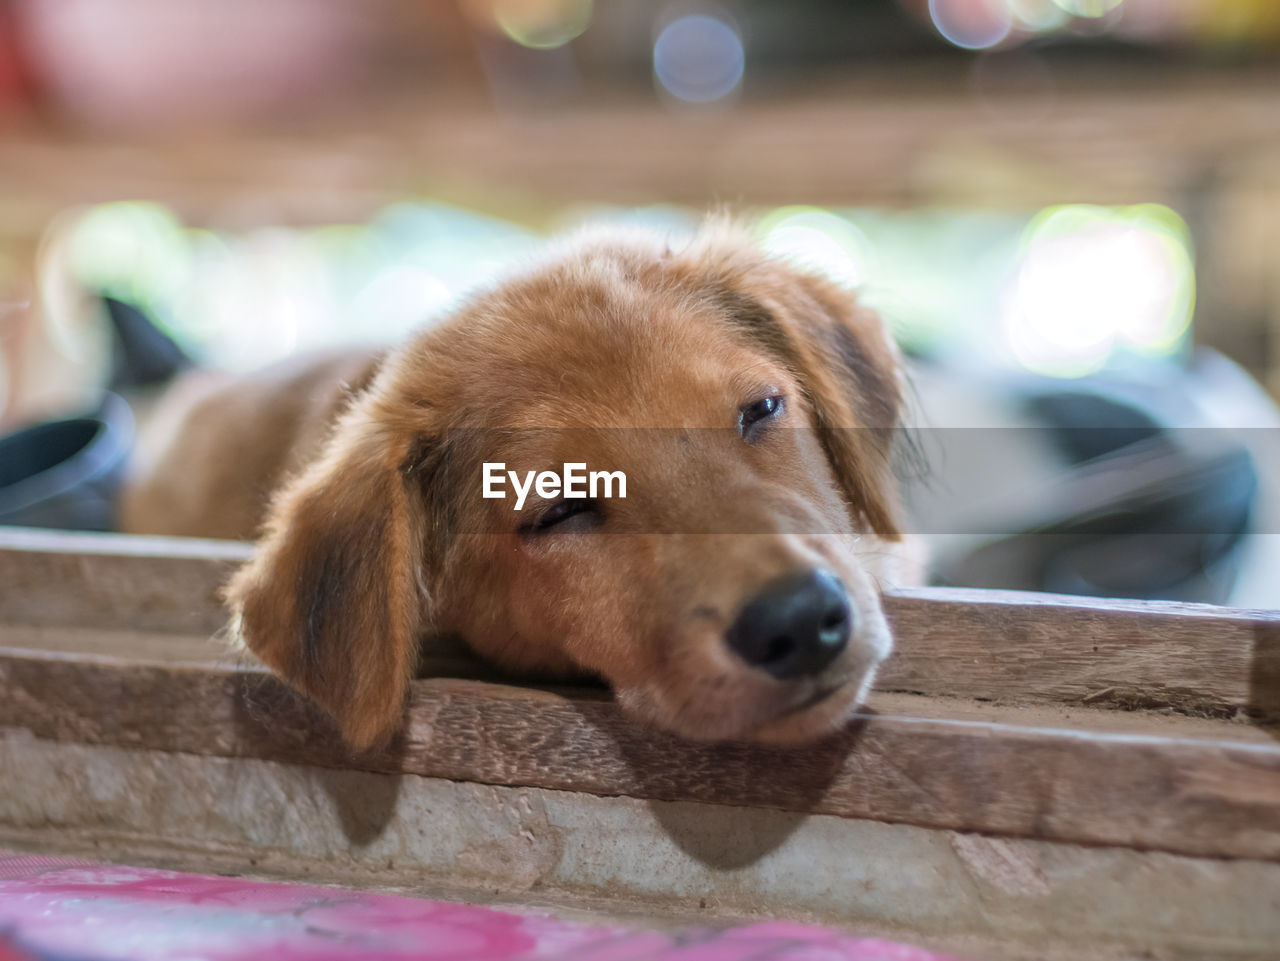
[0,393,134,531]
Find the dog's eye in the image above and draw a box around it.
[524,498,600,535]
[739,394,785,441]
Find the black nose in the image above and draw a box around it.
[725,570,853,679]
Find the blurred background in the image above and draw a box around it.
[0,0,1277,606]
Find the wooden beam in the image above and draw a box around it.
[4,527,1279,957]
[3,528,1276,718]
[3,73,1280,235]
[5,736,1280,961]
[2,648,1278,863]
[0,528,249,637]
[883,587,1280,720]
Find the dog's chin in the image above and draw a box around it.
[617,666,877,746]
[745,674,870,744]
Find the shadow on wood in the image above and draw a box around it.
[231,672,406,846]
[1251,621,1280,740]
[579,703,863,869]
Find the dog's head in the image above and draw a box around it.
[226,225,905,751]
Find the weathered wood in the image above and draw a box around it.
[0,528,250,636]
[881,588,1280,720]
[4,528,1277,718]
[2,649,1278,863]
[0,624,238,666]
[4,530,1279,954]
[5,734,1280,961]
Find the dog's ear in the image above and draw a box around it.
[225,395,429,752]
[721,261,904,541]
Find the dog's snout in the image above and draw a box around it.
[725,569,853,679]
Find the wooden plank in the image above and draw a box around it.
[5,735,1280,961]
[2,649,1278,863]
[881,588,1280,721]
[4,72,1280,233]
[2,619,1270,744]
[0,624,237,667]
[3,528,1277,718]
[0,527,249,637]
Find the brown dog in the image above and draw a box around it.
[121,224,908,752]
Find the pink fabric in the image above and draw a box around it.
[0,852,960,961]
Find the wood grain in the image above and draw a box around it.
[5,736,1280,961]
[4,73,1280,235]
[4,529,1277,717]
[0,528,249,637]
[881,588,1280,720]
[2,648,1278,863]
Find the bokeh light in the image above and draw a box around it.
[1001,204,1195,378]
[64,202,188,309]
[911,0,1280,49]
[49,201,541,373]
[1006,0,1071,32]
[928,0,1014,50]
[485,0,594,49]
[758,207,876,291]
[653,12,744,104]
[50,200,1201,384]
[356,265,453,333]
[1051,0,1125,18]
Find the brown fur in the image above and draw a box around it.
[123,225,909,751]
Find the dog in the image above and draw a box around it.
[121,224,910,752]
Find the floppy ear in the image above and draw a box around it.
[722,263,905,541]
[225,398,428,752]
